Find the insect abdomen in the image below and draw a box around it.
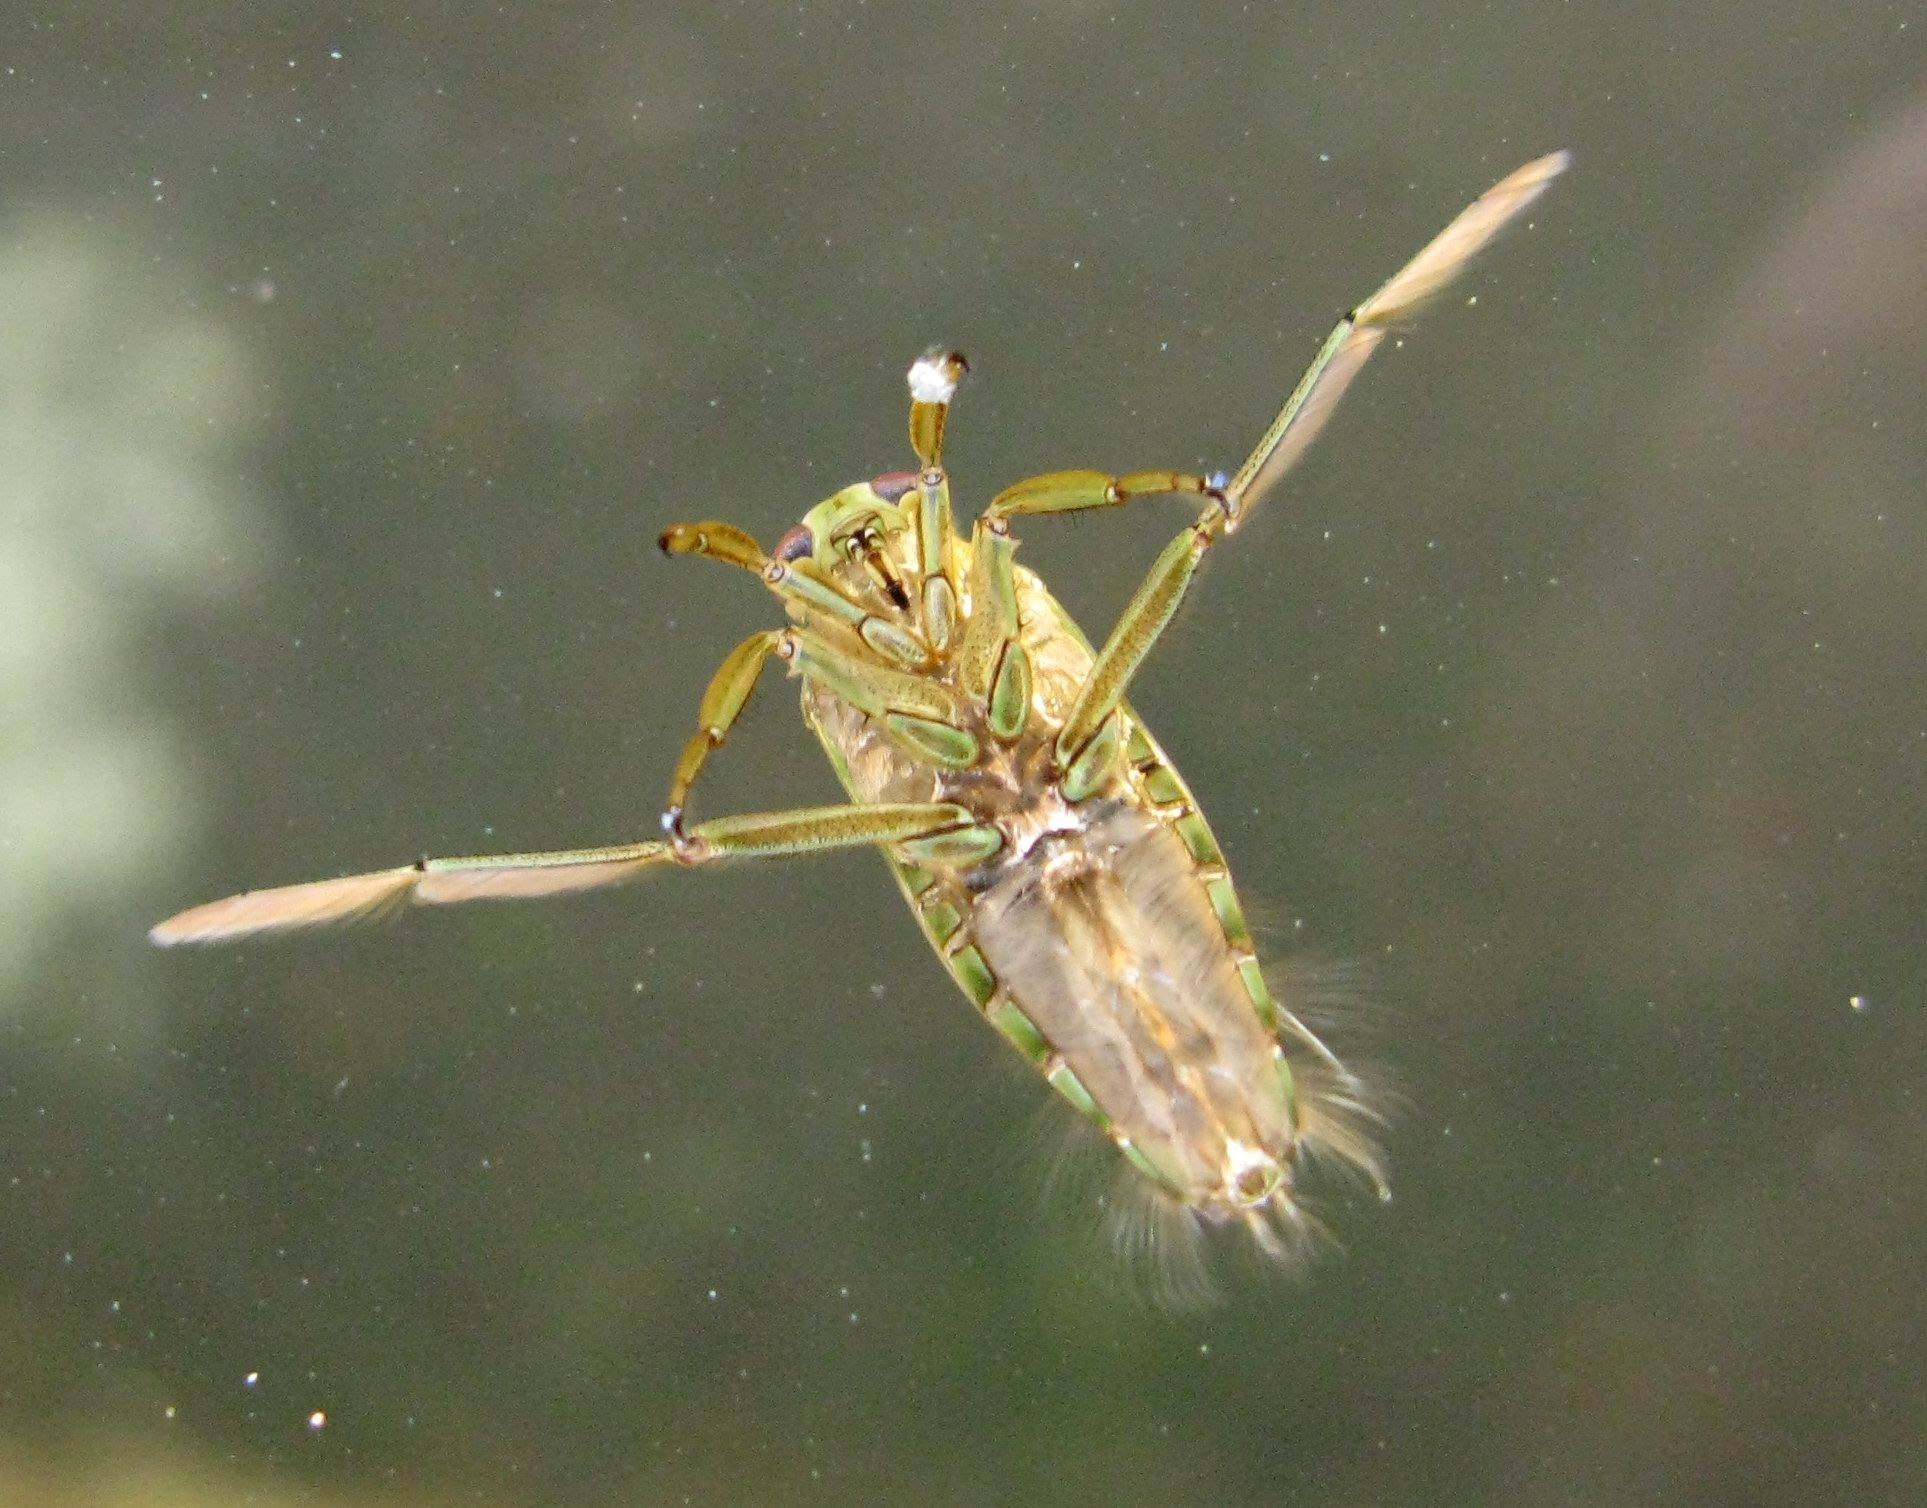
[803,563,1376,1261]
[967,799,1299,1219]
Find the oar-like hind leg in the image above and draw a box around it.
[983,152,1572,784]
[149,801,975,946]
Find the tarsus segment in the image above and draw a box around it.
[907,351,966,469]
[149,844,674,944]
[664,629,784,825]
[1224,149,1569,524]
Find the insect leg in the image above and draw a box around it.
[1224,150,1570,525]
[985,468,1224,524]
[661,629,783,835]
[1031,153,1571,777]
[1051,506,1227,778]
[666,800,974,865]
[660,520,931,668]
[150,840,677,945]
[150,801,975,947]
[906,350,966,470]
[946,519,1036,745]
[979,471,1234,763]
[792,629,981,770]
[905,353,967,649]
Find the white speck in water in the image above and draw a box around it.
[307,1410,327,1431]
[164,1404,176,1420]
[707,1288,718,1301]
[1849,994,1867,1013]
[245,1371,259,1388]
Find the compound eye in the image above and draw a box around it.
[773,523,815,562]
[869,470,919,503]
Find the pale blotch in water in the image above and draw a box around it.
[0,217,265,1020]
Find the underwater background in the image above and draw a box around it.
[3,2,1923,1503]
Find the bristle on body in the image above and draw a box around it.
[1035,1039,1386,1310]
[962,794,1388,1307]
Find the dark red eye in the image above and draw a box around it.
[773,523,815,562]
[869,470,919,502]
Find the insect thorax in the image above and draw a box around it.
[800,555,1102,867]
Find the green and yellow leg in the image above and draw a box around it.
[788,625,985,773]
[663,800,976,866]
[979,468,1237,781]
[943,517,1033,744]
[658,519,931,670]
[150,800,979,946]
[661,628,784,839]
[987,153,1574,788]
[1053,507,1227,782]
[905,352,969,651]
[985,468,1226,524]
[659,622,989,847]
[1225,149,1571,523]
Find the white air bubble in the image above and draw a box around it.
[907,357,959,404]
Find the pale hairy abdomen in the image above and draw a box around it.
[969,801,1294,1216]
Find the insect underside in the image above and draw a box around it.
[153,154,1569,1289]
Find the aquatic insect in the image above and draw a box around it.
[154,153,1568,1287]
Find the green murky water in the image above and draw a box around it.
[3,4,1923,1503]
